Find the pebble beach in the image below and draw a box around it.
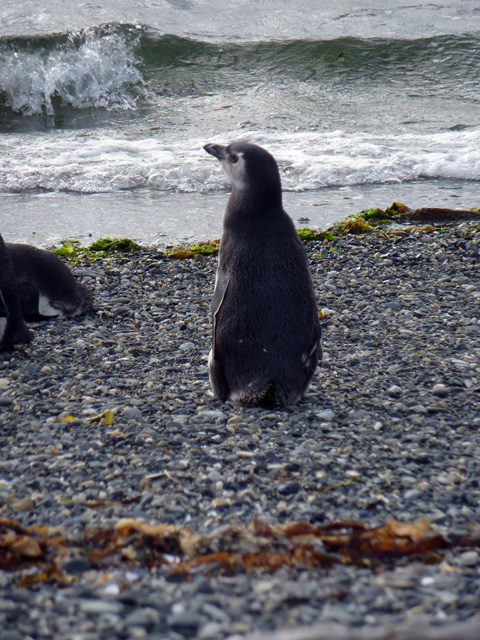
[1,222,480,640]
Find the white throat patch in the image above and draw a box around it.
[221,151,246,191]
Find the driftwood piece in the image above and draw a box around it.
[241,616,480,640]
[394,207,480,224]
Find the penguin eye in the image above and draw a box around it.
[229,152,239,164]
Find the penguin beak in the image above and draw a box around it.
[204,143,226,160]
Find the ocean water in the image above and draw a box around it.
[1,1,480,247]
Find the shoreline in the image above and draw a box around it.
[1,220,480,639]
[3,178,480,249]
[47,204,480,260]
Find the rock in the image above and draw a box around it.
[432,383,449,397]
[122,406,142,421]
[387,385,402,397]
[278,481,302,496]
[124,607,162,627]
[169,612,201,634]
[458,551,479,567]
[63,558,92,575]
[179,341,196,351]
[11,497,35,512]
[315,409,335,421]
[78,599,124,615]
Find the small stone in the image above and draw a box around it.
[345,470,360,478]
[208,470,222,483]
[348,409,370,420]
[387,385,402,397]
[11,497,35,512]
[386,302,402,312]
[199,621,224,639]
[458,551,479,567]
[278,481,301,496]
[78,599,124,615]
[201,602,231,624]
[125,607,161,627]
[179,341,195,351]
[432,383,449,397]
[315,409,335,421]
[169,613,201,634]
[412,404,427,414]
[63,558,92,575]
[0,631,23,640]
[123,406,142,421]
[198,410,225,420]
[404,489,422,501]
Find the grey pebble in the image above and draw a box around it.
[125,607,162,627]
[387,385,402,397]
[123,406,143,421]
[315,409,335,421]
[458,551,479,567]
[63,558,92,575]
[78,599,124,615]
[432,383,449,396]
[169,612,202,634]
[278,481,302,496]
[0,632,24,640]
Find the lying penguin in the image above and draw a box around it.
[204,141,322,407]
[0,234,32,348]
[6,242,94,322]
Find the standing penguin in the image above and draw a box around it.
[6,243,94,322]
[0,234,32,348]
[204,141,322,407]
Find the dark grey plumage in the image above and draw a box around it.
[6,243,94,322]
[204,141,322,407]
[0,234,32,348]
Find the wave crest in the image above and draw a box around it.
[0,25,147,116]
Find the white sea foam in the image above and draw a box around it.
[1,128,480,194]
[0,30,146,115]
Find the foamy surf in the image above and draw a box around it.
[1,128,480,194]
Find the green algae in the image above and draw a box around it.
[53,237,141,261]
[296,227,335,242]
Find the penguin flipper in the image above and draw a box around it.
[211,269,230,360]
[0,291,7,317]
[301,336,322,370]
[0,292,8,342]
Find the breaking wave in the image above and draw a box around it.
[0,24,147,116]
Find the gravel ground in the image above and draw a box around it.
[0,222,479,640]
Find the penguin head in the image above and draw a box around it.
[204,141,282,209]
